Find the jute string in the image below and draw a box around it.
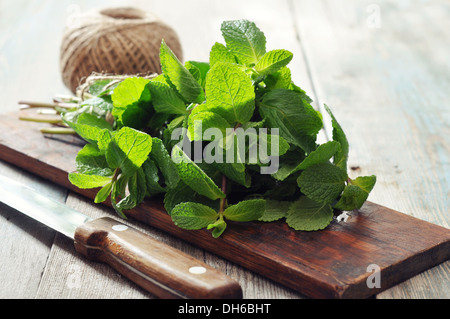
[60,7,183,93]
[76,72,158,101]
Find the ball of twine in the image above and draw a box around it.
[60,7,183,93]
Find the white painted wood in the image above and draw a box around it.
[290,0,449,299]
[0,162,67,298]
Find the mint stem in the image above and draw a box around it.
[219,174,227,213]
[112,168,120,183]
[18,100,75,109]
[40,127,76,135]
[218,124,239,213]
[19,116,63,124]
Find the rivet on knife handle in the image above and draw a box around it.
[74,217,243,299]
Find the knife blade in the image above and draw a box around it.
[0,174,242,299]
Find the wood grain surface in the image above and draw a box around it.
[0,112,449,299]
[0,0,448,299]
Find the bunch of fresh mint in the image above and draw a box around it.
[62,20,376,237]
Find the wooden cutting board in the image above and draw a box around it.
[1,110,449,299]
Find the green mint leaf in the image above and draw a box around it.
[264,66,292,90]
[205,62,255,124]
[334,175,376,211]
[297,162,348,204]
[110,175,129,219]
[185,61,201,83]
[111,184,130,219]
[223,199,266,222]
[147,111,169,130]
[209,42,237,67]
[221,20,266,66]
[148,137,180,189]
[269,147,305,181]
[160,40,205,104]
[111,168,147,217]
[68,173,112,189]
[286,196,333,231]
[257,131,290,161]
[151,74,168,84]
[147,80,187,115]
[171,202,219,230]
[65,113,112,145]
[351,175,377,193]
[142,159,166,195]
[273,141,340,181]
[270,168,299,183]
[111,77,153,129]
[94,181,113,203]
[207,219,227,238]
[62,97,112,125]
[167,115,185,132]
[106,127,152,177]
[254,49,293,76]
[241,119,265,130]
[258,200,291,222]
[185,61,209,88]
[75,144,113,176]
[296,141,341,171]
[75,112,112,130]
[188,109,231,141]
[171,145,225,200]
[129,167,147,206]
[113,192,136,215]
[289,84,314,103]
[163,181,220,215]
[164,181,193,214]
[111,77,151,108]
[188,61,210,79]
[212,162,250,188]
[259,89,322,153]
[324,104,349,170]
[87,79,116,96]
[112,105,152,130]
[111,174,127,198]
[97,129,112,151]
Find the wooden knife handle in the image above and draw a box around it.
[73,217,242,299]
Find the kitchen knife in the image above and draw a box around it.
[0,174,242,299]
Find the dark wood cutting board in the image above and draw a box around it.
[1,111,449,299]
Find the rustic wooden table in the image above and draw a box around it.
[0,0,448,299]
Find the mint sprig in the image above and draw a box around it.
[204,62,255,125]
[160,40,205,104]
[62,19,376,237]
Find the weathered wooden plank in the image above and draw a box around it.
[35,192,302,299]
[290,0,450,298]
[0,0,70,113]
[1,112,449,299]
[0,0,71,295]
[0,162,68,298]
[34,192,153,299]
